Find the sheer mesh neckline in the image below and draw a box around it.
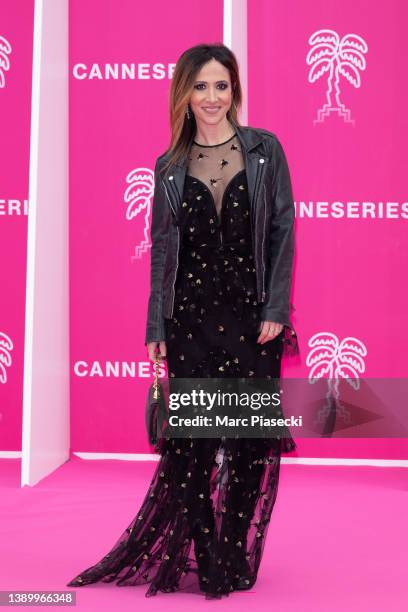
[186,133,245,220]
[192,132,237,148]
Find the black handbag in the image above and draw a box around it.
[145,352,168,447]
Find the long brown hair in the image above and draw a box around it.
[160,43,243,176]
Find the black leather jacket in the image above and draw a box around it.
[145,124,296,345]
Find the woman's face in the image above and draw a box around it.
[189,59,233,126]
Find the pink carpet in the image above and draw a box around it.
[0,455,407,611]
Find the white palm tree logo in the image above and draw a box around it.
[306,331,367,429]
[0,35,12,88]
[0,332,13,384]
[306,29,368,125]
[124,167,154,261]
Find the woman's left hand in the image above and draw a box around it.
[257,321,283,344]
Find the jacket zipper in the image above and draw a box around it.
[163,180,177,217]
[170,225,180,317]
[251,160,265,301]
[163,178,180,318]
[261,183,267,301]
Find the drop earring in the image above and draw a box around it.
[186,104,191,120]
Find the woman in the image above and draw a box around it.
[67,43,299,599]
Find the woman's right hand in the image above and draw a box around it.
[147,340,167,363]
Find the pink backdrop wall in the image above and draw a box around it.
[1,1,405,458]
[69,0,407,457]
[248,0,408,458]
[0,1,34,451]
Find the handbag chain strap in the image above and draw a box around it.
[153,352,160,400]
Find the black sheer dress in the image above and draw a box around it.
[67,132,299,599]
